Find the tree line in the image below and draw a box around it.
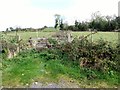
[55,12,120,31]
[5,26,48,32]
[4,12,120,33]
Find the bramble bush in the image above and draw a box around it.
[47,38,120,72]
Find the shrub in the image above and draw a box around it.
[50,37,119,72]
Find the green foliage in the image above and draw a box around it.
[59,19,64,30]
[2,46,119,87]
[62,13,120,31]
[115,17,120,29]
[50,38,120,72]
[48,38,58,45]
[67,25,75,31]
[39,52,59,60]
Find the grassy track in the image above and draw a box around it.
[2,50,119,88]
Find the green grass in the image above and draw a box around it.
[1,28,119,44]
[3,31,55,41]
[2,50,119,88]
[72,31,118,44]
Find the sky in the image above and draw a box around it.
[0,0,120,31]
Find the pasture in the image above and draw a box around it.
[2,28,119,44]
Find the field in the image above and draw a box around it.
[1,28,120,88]
[3,28,119,44]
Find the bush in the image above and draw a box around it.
[50,37,119,72]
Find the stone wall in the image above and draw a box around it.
[52,31,73,43]
[28,38,51,51]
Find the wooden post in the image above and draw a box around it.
[7,48,12,58]
[17,35,20,53]
[36,29,38,38]
[67,33,71,43]
[118,29,120,46]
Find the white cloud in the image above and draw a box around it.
[62,0,119,22]
[0,0,119,31]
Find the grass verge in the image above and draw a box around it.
[2,49,119,88]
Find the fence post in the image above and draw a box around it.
[67,33,72,43]
[17,35,20,53]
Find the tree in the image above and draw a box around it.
[115,17,120,29]
[54,14,61,29]
[89,12,112,31]
[75,20,79,30]
[54,19,59,29]
[6,28,9,34]
[9,27,14,31]
[80,21,88,31]
[59,19,64,30]
[63,22,68,30]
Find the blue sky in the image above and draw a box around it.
[0,0,119,31]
